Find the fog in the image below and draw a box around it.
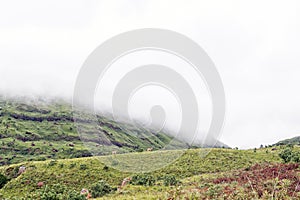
[1,0,300,148]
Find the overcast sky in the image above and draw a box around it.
[0,0,300,148]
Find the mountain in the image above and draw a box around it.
[0,96,176,166]
[0,96,227,166]
[273,136,300,146]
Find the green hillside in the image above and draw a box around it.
[0,96,229,166]
[0,148,285,199]
[1,97,299,199]
[0,97,183,166]
[274,136,300,146]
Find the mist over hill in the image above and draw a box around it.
[0,95,228,166]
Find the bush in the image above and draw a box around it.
[103,165,109,171]
[4,165,20,179]
[279,148,300,163]
[48,160,57,167]
[79,164,88,170]
[69,163,76,169]
[111,159,119,166]
[279,148,293,163]
[163,175,179,186]
[291,151,300,163]
[66,190,86,200]
[0,174,8,189]
[131,174,156,186]
[33,184,85,200]
[90,180,113,198]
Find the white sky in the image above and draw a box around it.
[1,0,300,148]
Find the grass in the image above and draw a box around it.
[0,147,283,199]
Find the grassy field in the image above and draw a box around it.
[0,147,287,199]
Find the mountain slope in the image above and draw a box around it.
[273,136,300,146]
[0,96,228,166]
[0,97,179,166]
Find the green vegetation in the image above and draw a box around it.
[22,184,86,200]
[90,180,114,198]
[274,136,300,146]
[162,175,179,186]
[0,97,187,166]
[279,147,300,163]
[0,173,7,189]
[0,147,284,199]
[0,96,300,199]
[131,174,156,186]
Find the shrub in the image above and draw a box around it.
[48,160,57,167]
[5,165,20,179]
[279,148,293,163]
[66,190,86,200]
[0,174,8,189]
[163,175,179,186]
[131,174,156,186]
[79,164,88,170]
[111,159,119,166]
[279,148,300,163]
[90,180,113,198]
[33,184,85,200]
[69,163,76,169]
[291,151,300,163]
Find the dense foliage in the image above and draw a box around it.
[162,175,179,186]
[131,174,156,186]
[90,180,114,198]
[23,184,85,200]
[0,173,7,189]
[279,147,300,163]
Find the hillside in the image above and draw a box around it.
[274,136,300,146]
[0,148,284,199]
[0,97,176,166]
[1,97,299,199]
[0,96,229,166]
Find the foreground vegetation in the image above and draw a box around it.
[0,147,292,199]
